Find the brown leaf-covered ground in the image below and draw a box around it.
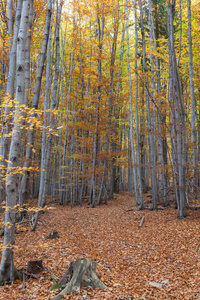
[0,192,200,299]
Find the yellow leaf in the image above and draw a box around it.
[14,280,21,284]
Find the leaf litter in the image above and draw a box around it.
[0,191,200,299]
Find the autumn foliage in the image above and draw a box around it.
[0,0,199,296]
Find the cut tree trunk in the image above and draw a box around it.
[51,260,107,300]
[27,260,44,274]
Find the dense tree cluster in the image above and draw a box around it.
[0,0,199,283]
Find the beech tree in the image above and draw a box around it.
[0,0,31,282]
[187,0,198,198]
[0,0,200,285]
[0,0,22,203]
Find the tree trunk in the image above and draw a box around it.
[125,0,139,205]
[139,0,158,209]
[32,2,61,231]
[0,0,31,283]
[19,0,52,205]
[0,0,22,203]
[51,260,107,300]
[167,0,186,217]
[148,0,167,205]
[187,0,198,198]
[134,0,143,209]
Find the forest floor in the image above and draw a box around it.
[0,191,200,300]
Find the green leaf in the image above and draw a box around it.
[49,282,62,291]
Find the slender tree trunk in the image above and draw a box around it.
[125,0,139,205]
[0,0,22,203]
[32,1,61,231]
[18,0,33,213]
[134,0,143,208]
[19,0,52,205]
[187,0,198,198]
[7,0,13,51]
[177,0,182,67]
[91,6,104,207]
[148,0,167,205]
[139,0,158,209]
[167,0,186,217]
[99,3,119,203]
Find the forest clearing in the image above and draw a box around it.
[0,192,200,300]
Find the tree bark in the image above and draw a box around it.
[167,0,186,217]
[0,0,31,283]
[134,0,143,209]
[19,0,52,206]
[32,1,62,231]
[139,0,158,209]
[0,0,22,203]
[51,260,107,300]
[125,0,139,205]
[187,0,198,198]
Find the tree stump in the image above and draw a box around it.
[45,229,59,239]
[27,260,44,274]
[51,260,107,300]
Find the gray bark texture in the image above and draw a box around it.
[7,0,13,50]
[32,1,62,231]
[167,0,186,217]
[0,0,31,283]
[51,260,107,300]
[19,0,52,206]
[148,0,167,205]
[0,0,22,203]
[187,0,198,197]
[134,0,143,209]
[125,0,139,206]
[139,0,158,210]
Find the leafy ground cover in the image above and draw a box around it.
[0,192,200,299]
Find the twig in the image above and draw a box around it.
[120,209,142,217]
[139,216,145,228]
[122,241,139,248]
[120,208,136,215]
[18,268,41,279]
[16,219,31,225]
[165,217,176,222]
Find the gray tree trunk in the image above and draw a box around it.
[125,0,139,205]
[19,0,52,205]
[32,1,61,231]
[134,0,143,209]
[90,7,104,207]
[0,0,22,203]
[148,0,167,205]
[187,0,198,198]
[167,0,186,217]
[0,0,31,283]
[139,0,158,209]
[7,0,13,50]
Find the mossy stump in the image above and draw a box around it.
[51,259,107,300]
